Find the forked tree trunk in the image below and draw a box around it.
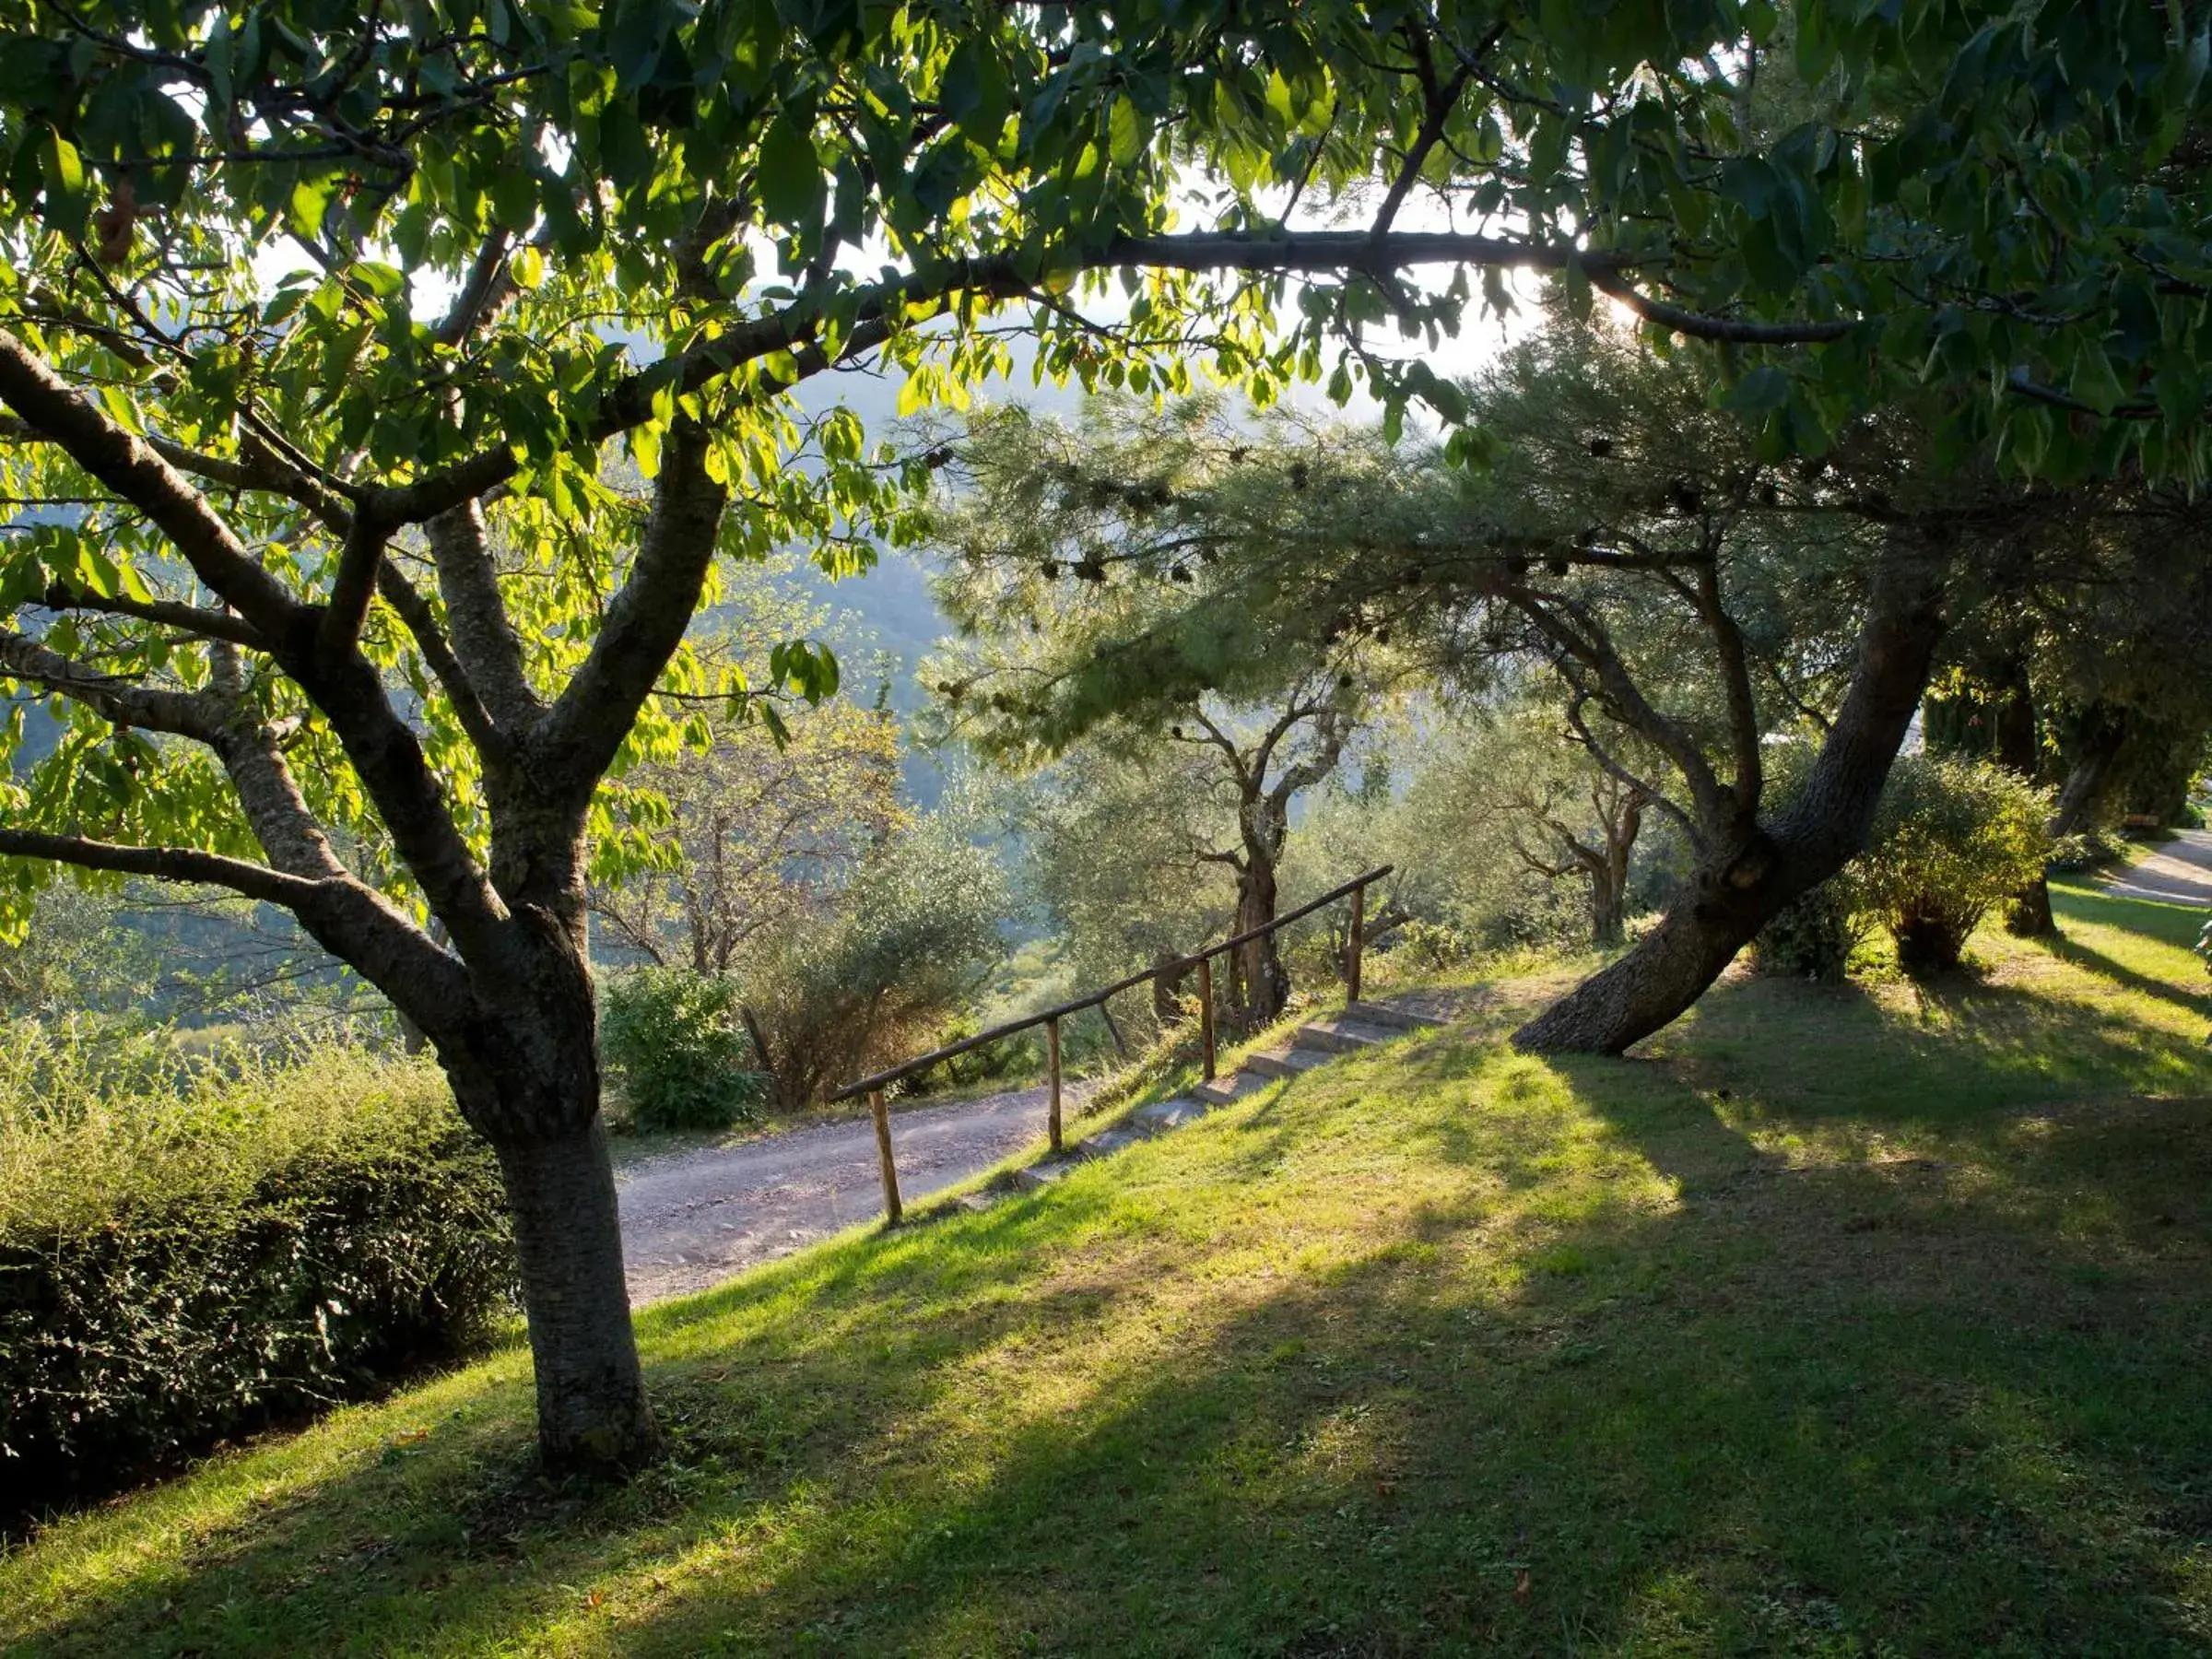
[1232,854,1288,1025]
[491,1116,656,1469]
[1589,872,1626,947]
[1586,792,1642,947]
[1513,569,1947,1055]
[2011,704,2130,936]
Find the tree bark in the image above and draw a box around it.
[2012,703,2130,935]
[1991,659,2057,936]
[1589,870,1626,947]
[1232,848,1288,1024]
[1152,952,1191,1024]
[489,1114,657,1471]
[1512,565,1947,1055]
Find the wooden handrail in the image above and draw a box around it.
[829,865,1393,1102]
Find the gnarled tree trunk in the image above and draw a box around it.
[1230,853,1288,1025]
[1513,568,1947,1055]
[2011,702,2130,936]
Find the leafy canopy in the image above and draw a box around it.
[1,0,2209,935]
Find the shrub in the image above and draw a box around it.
[1754,881,1865,983]
[599,970,766,1132]
[0,1035,513,1516]
[741,821,1008,1108]
[1858,753,2053,976]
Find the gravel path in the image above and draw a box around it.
[2101,827,2212,907]
[617,1083,1074,1305]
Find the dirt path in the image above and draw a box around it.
[617,1083,1073,1305]
[2101,827,2212,907]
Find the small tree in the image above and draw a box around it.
[588,696,901,975]
[925,398,1376,1025]
[736,820,1006,1110]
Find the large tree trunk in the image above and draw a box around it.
[1513,567,1947,1055]
[438,856,660,1474]
[491,1115,656,1470]
[1231,854,1288,1024]
[2012,704,2131,935]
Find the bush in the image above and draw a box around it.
[1754,881,1864,983]
[742,821,1008,1108]
[600,971,766,1132]
[1858,753,2053,976]
[0,1035,513,1516]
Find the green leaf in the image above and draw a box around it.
[41,129,88,237]
[757,113,825,232]
[2066,344,2129,417]
[1722,364,1793,418]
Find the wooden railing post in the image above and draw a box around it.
[1347,881,1365,1006]
[869,1088,901,1225]
[1196,954,1216,1081]
[1046,1015,1064,1152]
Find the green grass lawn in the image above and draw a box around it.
[5,886,2210,1656]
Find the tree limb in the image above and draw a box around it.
[533,419,726,802]
[0,329,304,634]
[424,500,540,728]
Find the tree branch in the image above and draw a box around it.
[0,627,220,739]
[424,500,539,728]
[38,582,269,650]
[374,561,508,759]
[533,419,726,799]
[0,827,324,906]
[0,329,305,633]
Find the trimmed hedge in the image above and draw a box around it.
[0,1031,514,1516]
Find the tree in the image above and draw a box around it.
[733,816,1007,1111]
[928,325,2092,1053]
[925,397,1371,1022]
[4,0,2211,1469]
[1924,498,2212,932]
[1477,711,1653,948]
[588,696,901,976]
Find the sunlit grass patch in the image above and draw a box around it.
[6,890,2212,1656]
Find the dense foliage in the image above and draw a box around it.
[1752,883,1865,983]
[739,819,1007,1108]
[0,1041,512,1513]
[1857,754,2054,975]
[598,970,765,1132]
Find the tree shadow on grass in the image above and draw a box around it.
[13,979,2212,1657]
[607,1056,2212,1657]
[2040,931,2210,1022]
[1673,965,2212,1141]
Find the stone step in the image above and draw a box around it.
[1077,1127,1148,1159]
[1293,1016,1399,1055]
[1194,1069,1274,1106]
[1346,998,1447,1032]
[956,1191,1000,1214]
[1243,1045,1334,1081]
[1133,1096,1213,1134]
[1013,1159,1077,1193]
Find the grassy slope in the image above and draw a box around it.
[5,886,2210,1657]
